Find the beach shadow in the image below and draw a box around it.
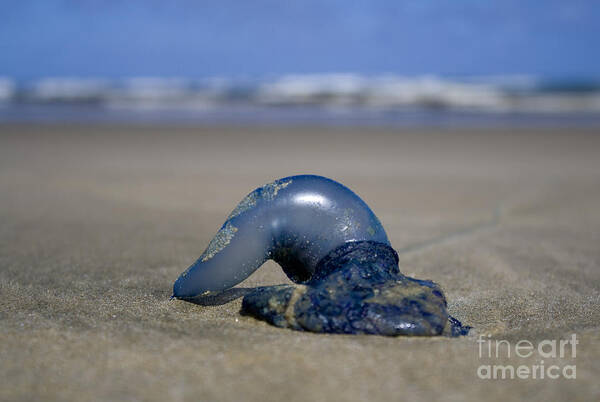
[176,287,254,306]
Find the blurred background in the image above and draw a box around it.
[1,0,599,126]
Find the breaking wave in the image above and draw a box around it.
[2,74,600,125]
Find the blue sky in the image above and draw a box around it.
[1,1,599,79]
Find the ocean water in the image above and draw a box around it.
[1,75,599,126]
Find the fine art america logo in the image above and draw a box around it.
[477,334,578,380]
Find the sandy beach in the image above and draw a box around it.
[1,123,599,401]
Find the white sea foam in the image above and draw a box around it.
[6,74,600,114]
[0,77,16,101]
[29,78,110,102]
[257,74,366,105]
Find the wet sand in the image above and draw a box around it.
[1,124,599,401]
